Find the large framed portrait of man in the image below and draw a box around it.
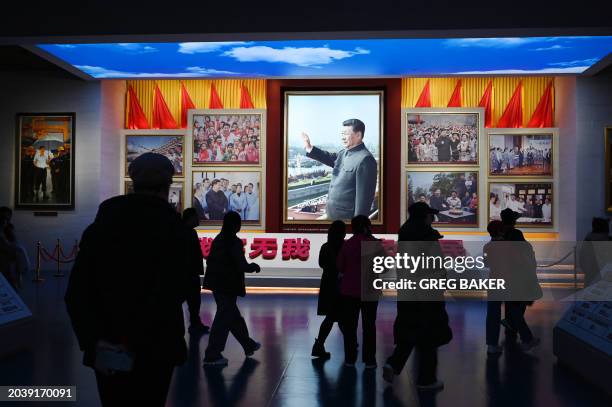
[15,113,76,210]
[190,109,265,166]
[283,90,383,224]
[124,180,184,213]
[488,129,555,177]
[192,170,263,227]
[488,182,554,227]
[124,132,184,177]
[403,108,483,166]
[406,171,479,227]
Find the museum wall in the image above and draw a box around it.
[576,70,612,239]
[100,80,126,200]
[0,72,102,262]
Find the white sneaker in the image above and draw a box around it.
[487,345,503,355]
[416,380,444,392]
[382,364,395,383]
[203,357,229,366]
[519,337,541,352]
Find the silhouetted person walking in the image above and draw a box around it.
[203,211,261,366]
[65,153,193,407]
[499,208,542,351]
[312,220,346,359]
[579,217,611,287]
[337,215,380,368]
[383,202,452,392]
[182,208,210,335]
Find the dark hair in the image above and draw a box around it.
[182,207,198,222]
[211,179,221,187]
[592,217,610,234]
[487,220,503,238]
[221,211,241,234]
[343,118,365,138]
[327,220,346,249]
[351,215,371,235]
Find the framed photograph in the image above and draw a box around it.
[191,110,264,166]
[488,182,554,227]
[283,90,384,224]
[15,113,76,210]
[404,108,482,165]
[124,180,184,213]
[125,133,184,177]
[407,171,479,227]
[192,170,262,226]
[488,131,554,177]
[606,127,612,212]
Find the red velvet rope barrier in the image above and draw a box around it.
[39,242,78,264]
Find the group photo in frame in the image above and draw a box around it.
[407,171,479,227]
[405,109,482,165]
[192,170,262,226]
[488,182,553,227]
[15,113,76,210]
[191,110,264,166]
[488,131,554,177]
[283,90,384,224]
[124,180,184,213]
[125,133,184,176]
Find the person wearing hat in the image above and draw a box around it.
[65,153,195,406]
[383,202,452,391]
[498,207,542,351]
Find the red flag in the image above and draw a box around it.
[527,81,554,128]
[447,80,462,107]
[152,85,178,129]
[240,84,255,109]
[127,85,149,129]
[209,83,224,109]
[415,80,432,107]
[478,81,493,128]
[180,83,196,128]
[497,81,523,128]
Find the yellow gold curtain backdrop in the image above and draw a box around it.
[401,77,554,127]
[125,79,267,128]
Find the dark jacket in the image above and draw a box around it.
[65,194,192,367]
[435,136,451,162]
[206,190,228,220]
[203,233,258,297]
[317,241,343,316]
[307,143,377,220]
[394,220,452,347]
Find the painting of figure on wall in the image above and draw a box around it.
[15,113,75,210]
[489,133,553,176]
[125,134,184,176]
[489,182,553,227]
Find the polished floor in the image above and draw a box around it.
[0,275,610,407]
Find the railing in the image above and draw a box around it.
[536,246,578,290]
[32,239,79,283]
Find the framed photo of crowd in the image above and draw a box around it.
[487,129,555,178]
[124,133,185,177]
[14,113,76,210]
[403,108,483,166]
[282,90,384,224]
[406,171,479,227]
[192,170,263,226]
[123,180,185,213]
[488,182,554,227]
[190,110,265,166]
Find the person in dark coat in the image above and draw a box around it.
[435,133,452,162]
[499,208,541,351]
[312,220,346,359]
[206,179,229,220]
[203,211,261,366]
[182,208,210,335]
[65,153,193,407]
[383,202,452,392]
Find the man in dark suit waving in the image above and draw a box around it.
[302,118,378,220]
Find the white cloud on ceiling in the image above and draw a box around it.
[76,65,240,78]
[222,46,370,67]
[548,58,599,67]
[450,66,590,74]
[531,45,569,51]
[177,42,249,54]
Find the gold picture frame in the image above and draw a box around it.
[282,90,384,225]
[487,181,554,228]
[189,109,266,167]
[191,169,264,227]
[487,128,556,179]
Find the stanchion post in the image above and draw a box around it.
[54,238,64,277]
[33,241,44,282]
